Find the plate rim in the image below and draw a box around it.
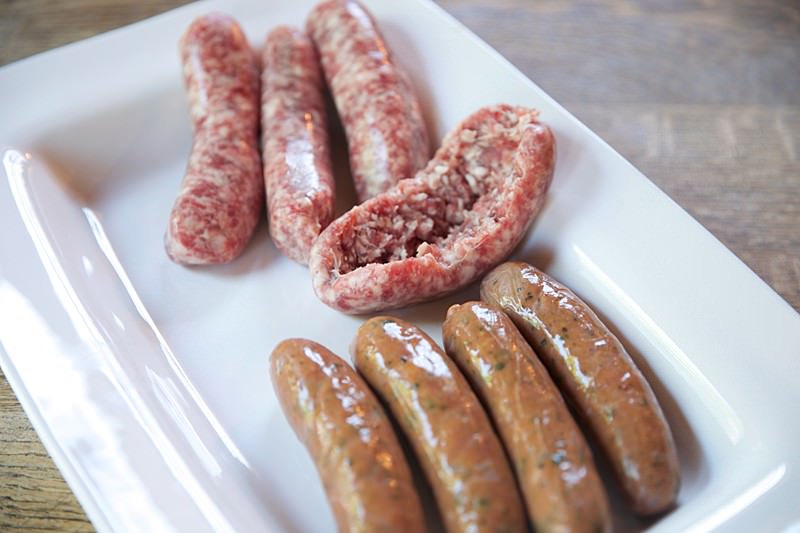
[1,0,799,532]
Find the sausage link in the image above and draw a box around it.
[481,262,681,515]
[352,317,527,533]
[443,301,612,533]
[261,26,335,265]
[309,104,555,314]
[270,339,425,532]
[306,0,430,202]
[166,14,263,265]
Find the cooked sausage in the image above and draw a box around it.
[481,262,681,515]
[306,0,429,202]
[443,301,612,533]
[309,104,555,314]
[166,14,263,265]
[261,26,335,265]
[270,339,425,532]
[352,316,527,533]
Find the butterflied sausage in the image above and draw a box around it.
[270,338,425,532]
[166,14,263,265]
[443,301,612,533]
[306,0,430,202]
[309,104,555,314]
[352,316,527,533]
[261,26,335,265]
[481,262,681,515]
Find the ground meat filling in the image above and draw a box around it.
[337,109,525,275]
[310,103,554,314]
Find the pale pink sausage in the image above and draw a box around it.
[261,26,335,265]
[309,104,555,314]
[306,0,430,202]
[166,14,263,265]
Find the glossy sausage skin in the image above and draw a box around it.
[166,14,263,265]
[261,26,335,265]
[352,317,527,533]
[270,339,425,532]
[481,262,681,515]
[306,0,429,202]
[443,301,612,533]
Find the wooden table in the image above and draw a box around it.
[1,0,797,530]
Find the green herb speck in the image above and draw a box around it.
[474,497,490,508]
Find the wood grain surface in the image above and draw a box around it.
[1,0,798,530]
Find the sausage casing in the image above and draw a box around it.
[443,301,612,533]
[166,14,263,265]
[309,104,555,314]
[481,262,681,515]
[270,339,425,532]
[352,316,527,533]
[306,0,430,202]
[261,26,335,265]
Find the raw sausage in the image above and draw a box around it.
[481,262,681,515]
[270,338,425,532]
[443,301,612,533]
[261,26,335,265]
[166,14,263,265]
[352,316,527,533]
[309,104,555,314]
[306,0,430,202]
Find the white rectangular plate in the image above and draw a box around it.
[1,1,799,531]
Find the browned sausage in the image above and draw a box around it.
[481,262,681,515]
[270,339,425,532]
[352,317,527,533]
[443,301,612,533]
